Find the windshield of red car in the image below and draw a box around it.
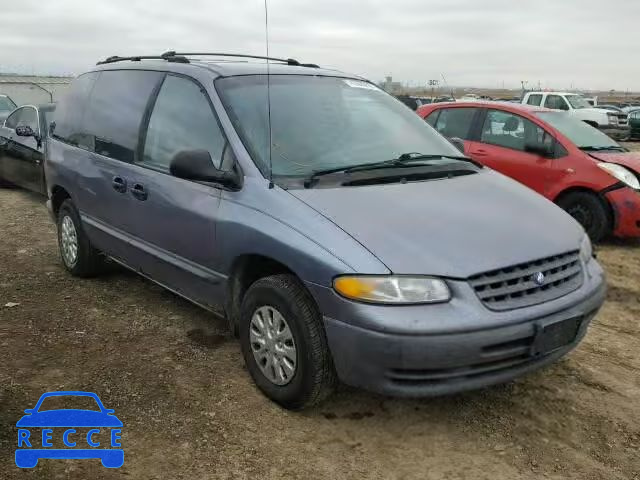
[535,112,620,149]
[216,75,462,178]
[37,395,101,412]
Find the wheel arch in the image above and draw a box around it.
[225,254,302,337]
[553,186,614,230]
[50,185,72,219]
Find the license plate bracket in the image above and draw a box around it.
[531,316,582,356]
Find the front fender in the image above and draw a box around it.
[217,179,389,286]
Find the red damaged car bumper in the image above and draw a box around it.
[605,187,640,238]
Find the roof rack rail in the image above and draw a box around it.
[96,55,190,65]
[161,51,319,68]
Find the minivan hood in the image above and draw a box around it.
[588,151,640,173]
[289,171,584,278]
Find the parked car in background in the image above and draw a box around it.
[0,94,18,124]
[45,52,605,409]
[622,105,640,113]
[418,101,640,241]
[522,92,630,140]
[0,103,55,194]
[394,95,432,110]
[596,105,625,113]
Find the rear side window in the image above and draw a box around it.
[140,75,226,171]
[433,108,477,139]
[424,111,439,127]
[51,72,98,144]
[83,70,163,162]
[544,95,569,111]
[526,94,542,106]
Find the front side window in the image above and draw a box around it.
[545,95,570,111]
[481,109,547,152]
[216,75,462,178]
[140,75,226,172]
[4,108,23,129]
[83,70,163,162]
[433,108,477,139]
[17,107,38,133]
[526,94,542,106]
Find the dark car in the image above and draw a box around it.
[629,109,640,139]
[45,52,605,409]
[0,103,55,194]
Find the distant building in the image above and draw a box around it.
[0,74,73,106]
[379,75,403,93]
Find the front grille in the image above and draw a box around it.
[617,114,628,125]
[469,251,583,311]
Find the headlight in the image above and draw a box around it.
[597,163,640,189]
[579,235,593,264]
[607,113,618,125]
[333,275,450,304]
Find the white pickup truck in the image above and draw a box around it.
[522,91,630,140]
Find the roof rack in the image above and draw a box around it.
[97,55,189,65]
[161,51,319,67]
[97,52,319,68]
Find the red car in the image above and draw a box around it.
[417,101,640,241]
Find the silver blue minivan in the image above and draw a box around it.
[46,52,606,409]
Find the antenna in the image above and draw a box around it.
[264,0,274,188]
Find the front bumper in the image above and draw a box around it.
[605,186,640,238]
[311,259,606,397]
[599,125,630,140]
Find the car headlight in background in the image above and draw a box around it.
[579,234,593,264]
[333,275,451,304]
[607,113,618,125]
[597,163,640,190]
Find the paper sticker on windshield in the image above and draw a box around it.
[343,79,380,91]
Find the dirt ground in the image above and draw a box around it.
[1,159,639,479]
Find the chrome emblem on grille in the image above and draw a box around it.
[533,272,546,285]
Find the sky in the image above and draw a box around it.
[1,0,639,91]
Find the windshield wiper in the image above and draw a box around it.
[579,145,628,152]
[303,153,472,188]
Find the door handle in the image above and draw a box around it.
[473,149,489,157]
[112,176,127,193]
[131,183,148,201]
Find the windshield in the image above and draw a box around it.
[566,95,591,109]
[37,395,101,412]
[216,75,462,177]
[535,112,619,148]
[0,96,17,112]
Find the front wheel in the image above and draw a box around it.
[57,199,104,277]
[557,191,611,242]
[239,274,336,410]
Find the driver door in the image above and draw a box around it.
[466,109,553,195]
[0,106,45,193]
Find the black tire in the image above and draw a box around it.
[57,199,104,277]
[0,176,14,187]
[557,191,610,242]
[239,274,337,410]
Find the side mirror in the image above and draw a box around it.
[105,409,115,415]
[16,125,35,137]
[24,409,34,414]
[169,149,240,189]
[525,142,553,157]
[448,137,465,154]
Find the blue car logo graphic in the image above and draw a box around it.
[15,391,123,468]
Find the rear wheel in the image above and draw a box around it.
[57,199,104,277]
[557,191,611,242]
[239,274,336,410]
